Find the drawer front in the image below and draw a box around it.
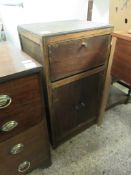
[111,38,131,85]
[0,74,44,142]
[52,72,103,143]
[49,35,110,81]
[0,121,51,175]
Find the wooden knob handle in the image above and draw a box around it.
[81,42,88,48]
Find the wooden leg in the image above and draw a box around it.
[98,37,117,125]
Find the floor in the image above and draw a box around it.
[28,102,131,175]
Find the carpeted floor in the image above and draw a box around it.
[28,103,131,175]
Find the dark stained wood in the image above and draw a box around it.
[52,118,97,148]
[0,42,51,172]
[51,65,105,89]
[111,38,131,85]
[0,121,51,175]
[18,20,113,147]
[0,74,45,142]
[19,35,43,64]
[49,35,110,81]
[0,42,42,82]
[52,72,103,146]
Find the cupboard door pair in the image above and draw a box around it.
[52,72,103,145]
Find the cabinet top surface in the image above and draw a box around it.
[18,20,113,37]
[0,42,42,81]
[112,31,131,42]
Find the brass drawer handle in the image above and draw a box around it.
[0,95,12,109]
[10,143,24,155]
[18,161,31,173]
[81,42,88,48]
[1,121,18,132]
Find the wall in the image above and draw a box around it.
[0,5,24,47]
[91,0,131,31]
[0,0,109,43]
[23,0,88,23]
[0,0,88,47]
[0,12,2,23]
[109,0,131,31]
[92,0,109,24]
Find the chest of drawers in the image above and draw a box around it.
[18,20,113,148]
[0,42,51,174]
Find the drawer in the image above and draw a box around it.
[48,35,110,81]
[0,74,42,110]
[111,38,131,84]
[52,72,103,144]
[0,74,45,142]
[0,121,51,175]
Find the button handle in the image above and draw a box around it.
[81,42,88,48]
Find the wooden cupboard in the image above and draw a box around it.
[18,20,113,147]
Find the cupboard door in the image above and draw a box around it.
[52,72,103,144]
[76,74,101,125]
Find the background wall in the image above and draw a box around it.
[23,0,88,23]
[109,0,131,31]
[0,0,88,47]
[0,12,2,23]
[0,0,109,47]
[92,0,109,24]
[1,0,131,47]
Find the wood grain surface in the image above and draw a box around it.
[0,121,51,175]
[18,20,113,147]
[0,42,42,82]
[0,74,44,142]
[52,72,103,145]
[112,37,131,85]
[49,35,110,81]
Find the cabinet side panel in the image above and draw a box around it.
[111,38,131,84]
[19,35,43,64]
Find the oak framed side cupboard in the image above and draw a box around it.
[18,20,113,148]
